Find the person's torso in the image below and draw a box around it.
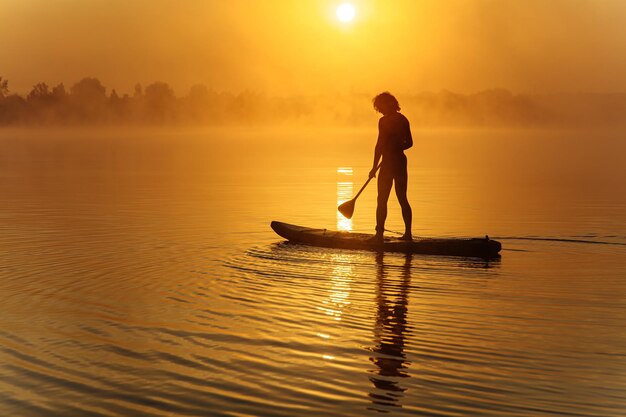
[379,112,409,157]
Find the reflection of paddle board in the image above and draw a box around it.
[271,221,501,258]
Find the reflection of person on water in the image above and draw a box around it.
[368,252,411,411]
[369,92,413,242]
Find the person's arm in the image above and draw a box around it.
[369,120,383,178]
[402,118,413,150]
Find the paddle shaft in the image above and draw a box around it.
[351,162,382,201]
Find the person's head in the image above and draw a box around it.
[372,92,400,115]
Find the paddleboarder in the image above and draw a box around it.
[369,92,413,242]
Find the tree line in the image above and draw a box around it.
[1,76,625,127]
[0,76,321,126]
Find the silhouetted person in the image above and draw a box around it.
[369,92,413,242]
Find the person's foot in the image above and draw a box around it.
[400,233,413,242]
[368,233,384,244]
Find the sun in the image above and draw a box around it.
[336,3,356,23]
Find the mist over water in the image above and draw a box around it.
[1,127,625,416]
[3,78,626,128]
[3,1,626,414]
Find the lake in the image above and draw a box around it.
[1,127,625,416]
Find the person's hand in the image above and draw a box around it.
[369,168,377,179]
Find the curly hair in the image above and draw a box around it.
[372,92,400,114]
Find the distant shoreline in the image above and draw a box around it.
[2,77,626,128]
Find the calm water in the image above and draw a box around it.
[1,127,625,416]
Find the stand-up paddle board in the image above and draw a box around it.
[271,221,501,258]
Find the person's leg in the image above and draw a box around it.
[375,166,393,238]
[394,161,412,240]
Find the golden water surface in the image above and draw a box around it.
[1,128,625,416]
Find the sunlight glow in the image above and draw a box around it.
[336,3,356,23]
[337,167,353,231]
[318,253,353,323]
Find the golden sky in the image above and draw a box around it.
[2,0,626,95]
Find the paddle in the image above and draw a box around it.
[338,162,382,219]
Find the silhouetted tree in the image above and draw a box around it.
[52,83,67,100]
[183,84,217,123]
[0,94,27,125]
[133,83,143,99]
[0,77,8,98]
[48,83,70,124]
[144,82,176,122]
[25,83,53,124]
[231,90,266,123]
[3,74,626,127]
[108,89,127,122]
[71,77,106,101]
[27,83,51,102]
[70,77,107,123]
[188,84,209,103]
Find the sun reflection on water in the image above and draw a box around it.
[337,167,353,231]
[319,254,353,323]
[315,253,355,358]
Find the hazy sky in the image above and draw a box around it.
[2,0,626,95]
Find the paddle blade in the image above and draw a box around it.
[338,199,355,219]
